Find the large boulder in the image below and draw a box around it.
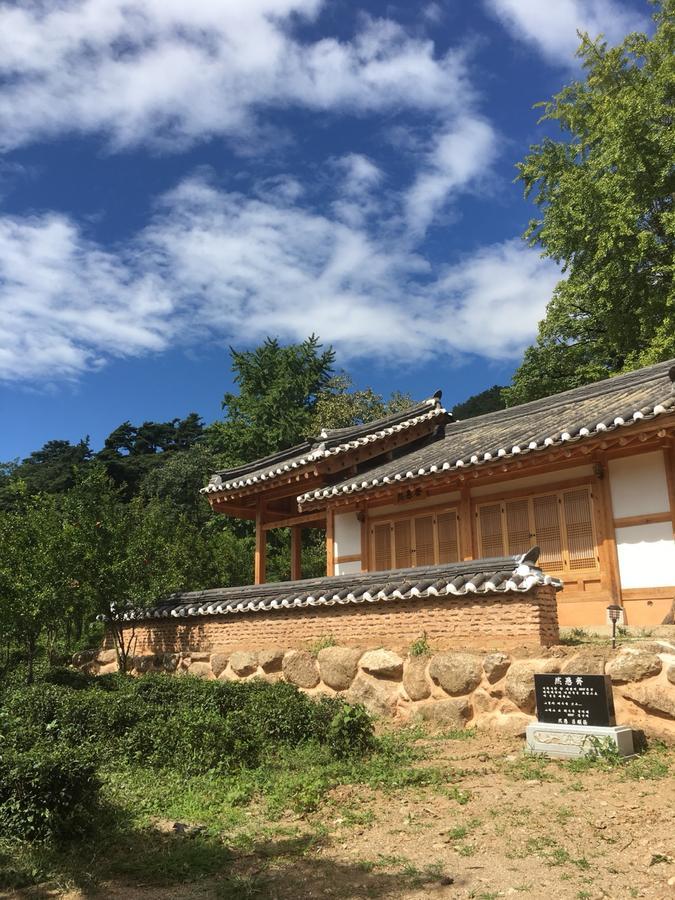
[99,661,118,675]
[258,649,285,673]
[483,652,511,683]
[98,649,117,665]
[283,650,320,689]
[188,662,213,679]
[403,657,431,701]
[162,653,179,672]
[560,651,608,675]
[504,659,560,713]
[428,652,483,696]
[606,650,662,684]
[317,647,361,690]
[471,688,494,716]
[476,712,532,737]
[411,698,470,728]
[359,649,404,679]
[621,684,675,720]
[668,665,675,686]
[347,672,399,717]
[229,651,258,677]
[132,655,156,673]
[210,653,229,678]
[72,650,95,668]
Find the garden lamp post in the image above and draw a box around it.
[606,604,623,649]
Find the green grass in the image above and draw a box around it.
[0,723,453,894]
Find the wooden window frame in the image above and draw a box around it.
[368,503,461,571]
[475,483,600,576]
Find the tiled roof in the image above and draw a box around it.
[121,548,561,622]
[299,359,675,508]
[202,395,448,495]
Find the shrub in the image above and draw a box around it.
[326,702,375,760]
[0,745,100,843]
[41,665,97,691]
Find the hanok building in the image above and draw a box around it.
[203,359,675,628]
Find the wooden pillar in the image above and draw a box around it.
[326,509,335,577]
[459,485,474,560]
[291,525,302,581]
[593,458,621,606]
[254,501,266,585]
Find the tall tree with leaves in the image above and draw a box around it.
[506,1,674,404]
[208,336,336,464]
[0,488,71,682]
[63,467,210,669]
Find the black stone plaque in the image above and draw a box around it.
[534,674,616,727]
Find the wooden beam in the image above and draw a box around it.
[208,501,257,519]
[254,501,266,585]
[326,508,335,577]
[613,512,671,529]
[262,511,326,530]
[291,525,302,581]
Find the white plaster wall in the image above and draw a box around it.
[333,511,361,575]
[334,560,362,576]
[609,451,669,518]
[615,522,675,588]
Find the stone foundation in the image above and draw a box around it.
[75,635,675,743]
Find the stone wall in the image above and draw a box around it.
[77,634,675,744]
[105,585,560,655]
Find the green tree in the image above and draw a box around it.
[452,385,507,419]
[0,439,91,509]
[140,443,219,523]
[507,1,675,404]
[312,374,412,432]
[97,414,205,497]
[0,487,71,682]
[207,336,336,464]
[63,467,210,669]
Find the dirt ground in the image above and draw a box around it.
[10,732,675,900]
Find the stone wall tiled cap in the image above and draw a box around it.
[201,394,448,495]
[120,547,562,622]
[299,358,675,507]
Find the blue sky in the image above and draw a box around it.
[0,0,651,461]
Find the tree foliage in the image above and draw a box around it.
[452,385,507,419]
[209,336,336,465]
[0,337,417,674]
[507,1,675,404]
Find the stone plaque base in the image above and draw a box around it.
[525,722,634,759]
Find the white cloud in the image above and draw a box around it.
[404,117,497,235]
[331,153,385,227]
[484,0,648,64]
[0,176,559,382]
[0,0,472,152]
[0,213,173,381]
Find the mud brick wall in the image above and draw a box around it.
[107,585,560,656]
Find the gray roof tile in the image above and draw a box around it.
[121,547,561,622]
[299,359,675,507]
